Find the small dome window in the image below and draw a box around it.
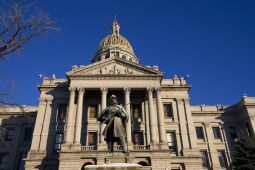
[129,58,133,62]
[122,55,127,60]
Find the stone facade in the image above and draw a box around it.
[0,20,255,170]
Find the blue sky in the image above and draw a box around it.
[1,0,255,106]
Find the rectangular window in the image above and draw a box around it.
[89,105,98,119]
[229,127,237,139]
[201,150,210,168]
[195,127,204,140]
[57,104,67,121]
[132,104,142,119]
[164,104,173,118]
[0,153,8,170]
[87,132,97,146]
[133,132,144,145]
[218,151,227,168]
[5,128,15,141]
[166,132,177,152]
[23,127,33,142]
[54,133,64,151]
[212,127,221,139]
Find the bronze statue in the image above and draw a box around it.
[98,95,128,153]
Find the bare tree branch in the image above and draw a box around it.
[0,0,60,59]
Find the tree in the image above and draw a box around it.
[0,0,59,145]
[232,133,255,170]
[0,0,59,59]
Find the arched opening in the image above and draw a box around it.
[122,55,126,60]
[81,162,93,170]
[138,161,148,166]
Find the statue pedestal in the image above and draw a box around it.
[84,163,150,170]
[84,152,151,170]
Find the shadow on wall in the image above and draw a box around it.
[0,110,36,170]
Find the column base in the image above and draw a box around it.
[127,142,133,151]
[61,143,72,151]
[158,142,169,150]
[72,143,81,151]
[97,142,108,151]
[182,148,201,157]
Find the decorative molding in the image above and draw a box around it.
[68,87,76,94]
[100,87,108,94]
[69,76,161,80]
[124,87,131,94]
[78,88,85,94]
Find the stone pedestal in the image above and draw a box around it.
[84,163,151,170]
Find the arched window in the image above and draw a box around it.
[122,55,126,60]
[138,161,148,166]
[129,58,133,62]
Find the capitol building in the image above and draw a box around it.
[0,19,254,170]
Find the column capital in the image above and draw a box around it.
[124,87,131,93]
[46,99,52,105]
[38,98,47,105]
[155,87,162,93]
[100,87,108,93]
[147,87,154,92]
[69,87,76,94]
[78,88,85,94]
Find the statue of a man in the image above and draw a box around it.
[98,94,128,153]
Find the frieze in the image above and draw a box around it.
[69,76,161,80]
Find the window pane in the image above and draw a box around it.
[229,127,237,139]
[218,151,227,168]
[164,104,173,118]
[88,132,97,146]
[54,133,63,150]
[0,153,8,170]
[5,129,15,141]
[134,132,144,145]
[201,151,209,168]
[133,104,141,119]
[89,105,98,118]
[57,104,67,121]
[24,128,33,141]
[166,132,176,152]
[212,127,221,139]
[196,127,204,139]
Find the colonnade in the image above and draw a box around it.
[64,87,167,148]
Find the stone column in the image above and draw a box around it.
[30,99,47,151]
[204,122,218,169]
[99,87,107,143]
[183,99,198,149]
[65,87,76,144]
[39,99,53,151]
[176,99,190,155]
[147,87,157,146]
[74,88,85,144]
[156,88,168,149]
[124,88,132,149]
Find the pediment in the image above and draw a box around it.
[67,58,163,77]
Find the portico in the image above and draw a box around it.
[64,84,168,151]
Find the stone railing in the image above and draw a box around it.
[133,145,150,150]
[81,146,97,151]
[113,145,122,151]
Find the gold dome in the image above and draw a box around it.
[92,17,138,63]
[97,34,134,54]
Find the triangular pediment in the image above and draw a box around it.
[67,58,163,77]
